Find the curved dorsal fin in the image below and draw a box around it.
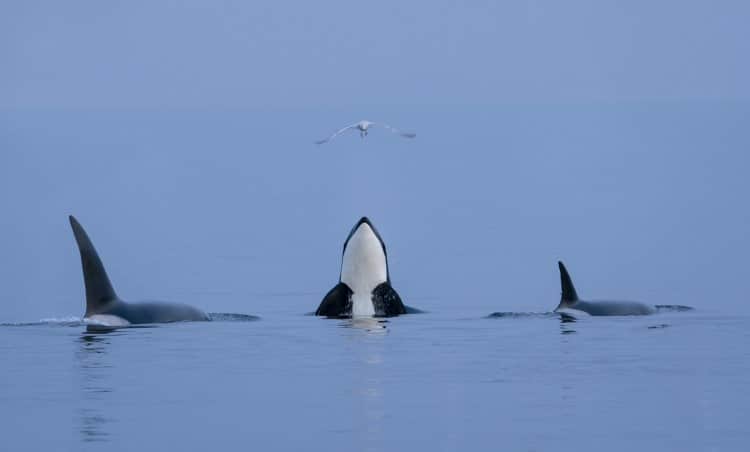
[558,261,579,302]
[69,216,118,315]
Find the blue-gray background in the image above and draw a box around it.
[2,0,748,321]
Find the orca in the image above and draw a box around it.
[315,217,408,318]
[555,261,656,316]
[69,215,210,325]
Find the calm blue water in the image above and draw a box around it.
[2,105,749,450]
[2,303,748,452]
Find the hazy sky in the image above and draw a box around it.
[2,0,749,109]
[1,2,749,322]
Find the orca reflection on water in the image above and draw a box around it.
[315,217,409,318]
[69,216,210,325]
[555,261,656,316]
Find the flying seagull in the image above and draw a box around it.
[315,120,416,144]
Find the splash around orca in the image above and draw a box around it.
[315,217,419,318]
[69,215,210,326]
[555,260,656,316]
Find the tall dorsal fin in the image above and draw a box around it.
[69,216,118,315]
[558,261,579,302]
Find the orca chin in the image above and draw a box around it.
[69,215,210,325]
[315,217,408,318]
[556,261,656,316]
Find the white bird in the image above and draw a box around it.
[315,120,416,144]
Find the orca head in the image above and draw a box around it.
[340,217,389,316]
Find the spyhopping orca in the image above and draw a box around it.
[555,261,656,316]
[69,216,209,325]
[315,217,408,318]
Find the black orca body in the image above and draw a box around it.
[556,261,656,316]
[69,216,209,325]
[315,217,407,318]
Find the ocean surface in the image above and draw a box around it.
[2,105,749,450]
[2,303,749,452]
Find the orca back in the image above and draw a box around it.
[69,215,209,324]
[69,216,119,316]
[557,260,579,309]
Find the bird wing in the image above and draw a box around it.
[373,122,416,139]
[315,123,359,144]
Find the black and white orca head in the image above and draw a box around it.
[340,217,389,317]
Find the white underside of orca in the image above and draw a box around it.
[85,314,131,327]
[555,307,592,316]
[340,222,387,317]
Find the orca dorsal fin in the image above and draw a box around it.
[558,261,579,302]
[69,216,118,315]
